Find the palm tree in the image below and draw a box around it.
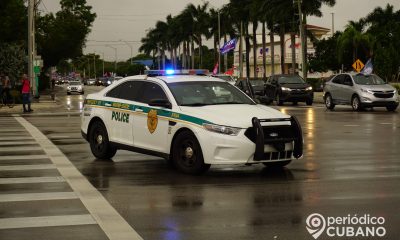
[139,34,158,69]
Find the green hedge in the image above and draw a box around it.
[391,83,400,92]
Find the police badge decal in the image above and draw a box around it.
[147,109,158,133]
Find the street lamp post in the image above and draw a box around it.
[122,41,133,65]
[106,45,117,74]
[331,12,335,36]
[218,10,221,74]
[296,0,307,79]
[93,53,96,79]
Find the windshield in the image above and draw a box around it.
[353,74,386,85]
[278,76,305,84]
[168,81,255,106]
[250,80,265,87]
[69,82,81,85]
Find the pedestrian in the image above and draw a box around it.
[21,74,33,113]
[1,74,11,104]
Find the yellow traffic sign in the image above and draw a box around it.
[352,59,364,72]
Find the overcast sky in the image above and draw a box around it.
[40,0,400,61]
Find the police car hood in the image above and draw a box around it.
[180,104,290,128]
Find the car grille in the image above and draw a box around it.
[263,150,293,160]
[244,125,295,143]
[372,91,394,98]
[71,87,77,90]
[291,89,307,94]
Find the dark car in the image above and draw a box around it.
[235,79,271,104]
[265,74,313,106]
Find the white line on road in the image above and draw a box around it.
[0,136,33,141]
[0,214,96,229]
[0,192,78,202]
[379,123,393,125]
[15,116,143,240]
[344,124,360,127]
[0,164,56,171]
[0,155,48,161]
[0,146,42,152]
[0,141,37,146]
[0,176,65,184]
[0,128,26,132]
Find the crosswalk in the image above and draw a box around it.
[0,116,142,240]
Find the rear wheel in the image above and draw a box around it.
[306,99,313,106]
[263,160,292,168]
[172,131,210,174]
[88,121,116,160]
[386,105,398,112]
[351,95,362,111]
[325,93,335,110]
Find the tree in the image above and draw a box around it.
[0,0,27,44]
[0,43,26,83]
[36,0,96,69]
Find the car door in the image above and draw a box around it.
[341,75,355,104]
[103,81,139,146]
[329,74,344,102]
[132,81,170,153]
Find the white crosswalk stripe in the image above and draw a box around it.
[0,192,78,202]
[0,146,42,152]
[0,164,56,171]
[0,141,37,146]
[0,154,48,160]
[0,176,65,184]
[0,214,96,229]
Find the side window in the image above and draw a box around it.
[343,75,353,86]
[332,75,344,85]
[106,81,143,101]
[136,82,168,104]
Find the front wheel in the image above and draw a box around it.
[306,99,313,106]
[325,93,335,110]
[263,160,292,168]
[386,105,398,112]
[172,131,210,174]
[88,121,117,160]
[351,95,362,111]
[276,93,284,106]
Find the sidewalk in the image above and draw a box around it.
[0,88,62,115]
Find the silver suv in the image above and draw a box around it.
[324,73,399,111]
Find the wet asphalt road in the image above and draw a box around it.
[12,86,400,239]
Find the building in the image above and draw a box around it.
[233,24,330,78]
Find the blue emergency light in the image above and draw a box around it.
[145,69,209,76]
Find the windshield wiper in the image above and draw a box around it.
[180,103,209,107]
[213,101,246,105]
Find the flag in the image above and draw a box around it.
[212,62,219,75]
[361,59,373,75]
[220,38,237,54]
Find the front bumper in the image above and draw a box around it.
[196,117,303,165]
[280,91,313,102]
[360,93,399,107]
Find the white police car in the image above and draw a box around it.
[81,70,303,174]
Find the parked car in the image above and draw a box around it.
[265,74,313,106]
[86,78,96,85]
[67,81,84,95]
[323,73,399,111]
[235,79,271,104]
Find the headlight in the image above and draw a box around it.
[281,87,292,91]
[107,81,111,84]
[360,88,373,94]
[203,123,241,136]
[306,86,313,91]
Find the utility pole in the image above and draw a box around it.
[296,0,307,79]
[93,53,96,78]
[122,41,133,65]
[218,10,221,74]
[331,12,335,36]
[106,45,117,74]
[28,0,36,96]
[88,58,91,78]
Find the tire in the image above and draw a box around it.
[276,93,284,106]
[263,160,292,168]
[67,92,71,95]
[351,95,362,111]
[325,93,335,110]
[172,130,210,174]
[306,99,313,106]
[386,105,398,112]
[88,121,117,160]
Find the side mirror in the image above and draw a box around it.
[149,99,172,109]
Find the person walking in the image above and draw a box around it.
[21,74,33,113]
[2,74,11,105]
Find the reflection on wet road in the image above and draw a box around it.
[25,97,400,239]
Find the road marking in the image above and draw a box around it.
[0,176,65,184]
[344,124,360,127]
[0,155,48,161]
[0,141,37,146]
[0,214,96,229]
[49,135,71,139]
[0,136,33,141]
[0,128,26,132]
[0,164,56,171]
[0,146,42,152]
[379,123,393,125]
[0,192,77,202]
[15,116,143,240]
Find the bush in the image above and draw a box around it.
[306,78,324,92]
[391,83,400,92]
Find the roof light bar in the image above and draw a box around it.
[145,69,209,76]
